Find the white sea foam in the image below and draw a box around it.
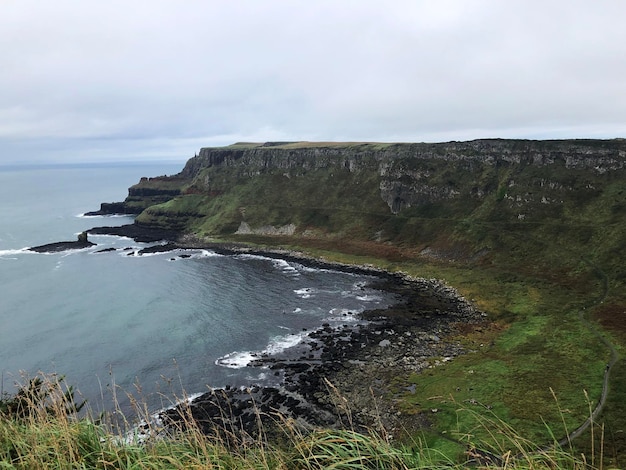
[356,294,381,302]
[236,253,301,276]
[76,213,131,218]
[294,287,316,298]
[177,249,222,259]
[245,371,268,382]
[0,248,33,259]
[332,307,357,315]
[234,253,269,262]
[88,234,135,242]
[216,331,309,369]
[215,351,257,369]
[136,252,166,258]
[299,265,334,273]
[264,332,306,354]
[271,258,290,269]
[325,308,360,322]
[271,258,300,275]
[195,249,221,258]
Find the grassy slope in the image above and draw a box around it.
[126,142,626,465]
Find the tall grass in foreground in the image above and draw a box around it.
[0,374,615,469]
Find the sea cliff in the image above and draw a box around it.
[93,139,626,269]
[85,139,626,457]
[95,139,625,231]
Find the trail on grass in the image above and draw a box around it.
[555,258,618,446]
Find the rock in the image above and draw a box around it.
[28,231,96,253]
[157,268,486,444]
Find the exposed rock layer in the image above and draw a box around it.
[92,140,626,244]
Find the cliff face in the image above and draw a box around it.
[91,175,188,215]
[176,140,626,216]
[104,139,626,266]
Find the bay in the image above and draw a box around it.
[0,163,394,416]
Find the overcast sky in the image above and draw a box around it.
[1,1,625,164]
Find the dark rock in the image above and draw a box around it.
[137,243,179,255]
[29,231,95,253]
[95,247,117,253]
[88,224,180,243]
[84,202,137,216]
[158,271,486,444]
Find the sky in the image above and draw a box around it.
[1,1,626,164]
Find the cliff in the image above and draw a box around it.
[102,139,625,257]
[90,139,626,459]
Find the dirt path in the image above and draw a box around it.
[555,259,619,447]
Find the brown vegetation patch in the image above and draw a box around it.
[292,237,410,262]
[593,303,626,341]
[417,236,479,264]
[452,321,506,348]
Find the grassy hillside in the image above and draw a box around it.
[0,373,604,469]
[94,139,626,465]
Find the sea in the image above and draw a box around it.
[0,162,394,417]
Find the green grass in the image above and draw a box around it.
[0,374,603,469]
[98,140,626,466]
[216,234,621,465]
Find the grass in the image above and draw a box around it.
[212,233,621,466]
[56,139,626,465]
[0,373,609,469]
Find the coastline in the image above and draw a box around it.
[78,224,487,440]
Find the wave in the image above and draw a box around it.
[88,234,135,241]
[215,350,257,369]
[0,247,33,259]
[339,281,382,302]
[325,308,360,322]
[76,213,132,219]
[269,258,300,275]
[123,248,222,259]
[168,249,222,260]
[355,294,382,302]
[1,246,96,259]
[294,287,316,298]
[233,253,271,262]
[299,264,339,274]
[216,331,309,369]
[235,253,301,276]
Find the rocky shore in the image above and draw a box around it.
[159,271,486,442]
[40,222,487,441]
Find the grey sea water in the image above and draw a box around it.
[0,163,394,415]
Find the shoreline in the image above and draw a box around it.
[79,224,487,440]
[160,269,486,440]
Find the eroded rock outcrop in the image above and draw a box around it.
[29,231,95,253]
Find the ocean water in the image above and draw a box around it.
[0,163,394,416]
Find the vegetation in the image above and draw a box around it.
[135,139,626,466]
[0,373,607,469]
[7,140,624,466]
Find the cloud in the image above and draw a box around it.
[1,0,625,163]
